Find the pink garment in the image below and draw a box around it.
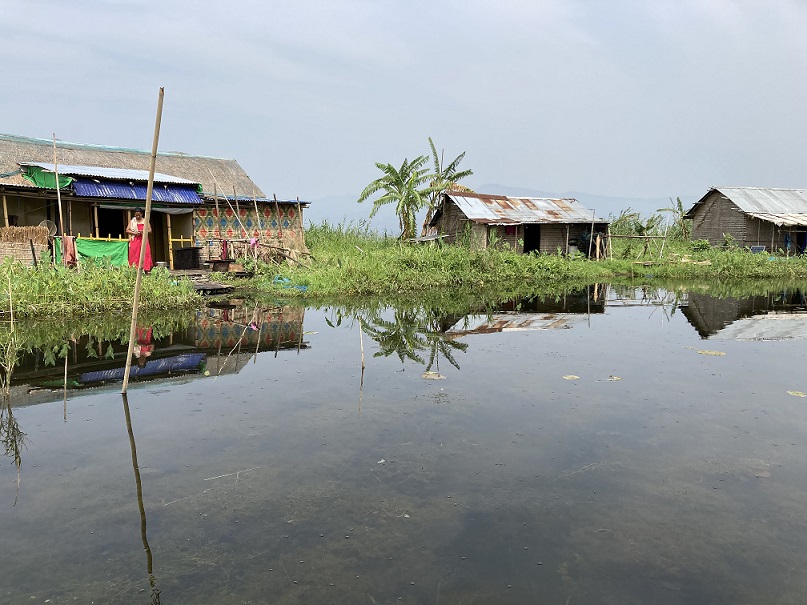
[128,223,153,271]
[62,236,77,267]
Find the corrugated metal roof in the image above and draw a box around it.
[746,212,807,227]
[445,192,606,225]
[73,178,203,204]
[686,187,807,221]
[21,162,197,185]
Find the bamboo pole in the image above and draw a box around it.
[2,194,8,228]
[588,210,596,258]
[93,204,100,238]
[166,212,174,269]
[233,186,245,239]
[214,182,221,260]
[52,135,65,238]
[122,87,164,395]
[274,194,283,239]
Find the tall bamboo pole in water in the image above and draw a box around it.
[122,87,164,394]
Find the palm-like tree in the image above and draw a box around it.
[358,156,433,239]
[421,137,474,236]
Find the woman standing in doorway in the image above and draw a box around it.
[127,208,153,272]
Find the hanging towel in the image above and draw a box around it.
[62,235,77,267]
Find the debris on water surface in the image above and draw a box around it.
[563,375,580,380]
[686,346,726,356]
[378,459,386,464]
[421,371,446,380]
[787,391,806,398]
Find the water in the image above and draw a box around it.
[1,286,807,604]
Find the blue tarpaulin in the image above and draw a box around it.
[72,178,203,204]
[79,353,206,383]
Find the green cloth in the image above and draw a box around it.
[75,238,129,266]
[22,166,73,189]
[54,237,129,266]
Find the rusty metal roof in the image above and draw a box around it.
[686,187,807,224]
[445,191,606,225]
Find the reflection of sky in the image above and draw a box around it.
[3,300,807,602]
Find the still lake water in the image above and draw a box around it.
[1,286,807,604]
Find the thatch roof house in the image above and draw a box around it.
[0,133,308,267]
[684,187,807,253]
[429,191,609,256]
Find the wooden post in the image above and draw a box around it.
[2,194,8,228]
[565,224,570,255]
[122,87,164,395]
[588,210,596,258]
[93,204,100,238]
[166,212,174,269]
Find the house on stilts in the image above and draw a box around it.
[0,133,309,268]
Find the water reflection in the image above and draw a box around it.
[681,287,807,339]
[122,393,161,604]
[5,303,308,402]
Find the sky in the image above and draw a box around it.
[3,0,807,231]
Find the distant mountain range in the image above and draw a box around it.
[304,185,700,234]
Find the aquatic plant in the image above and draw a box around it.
[0,259,201,318]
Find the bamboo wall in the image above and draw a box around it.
[193,203,308,261]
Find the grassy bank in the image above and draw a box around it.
[0,260,201,318]
[246,222,807,299]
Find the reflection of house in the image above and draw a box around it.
[429,191,609,255]
[684,187,807,252]
[0,133,309,267]
[680,291,807,340]
[8,305,308,406]
[444,290,605,336]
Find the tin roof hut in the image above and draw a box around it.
[684,187,807,253]
[429,191,609,257]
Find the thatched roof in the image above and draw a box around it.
[0,133,265,198]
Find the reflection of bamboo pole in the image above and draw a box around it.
[359,318,365,370]
[123,87,164,395]
[121,394,160,601]
[63,346,68,422]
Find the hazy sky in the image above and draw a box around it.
[3,1,806,217]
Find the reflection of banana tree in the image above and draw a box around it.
[360,310,429,365]
[352,306,469,371]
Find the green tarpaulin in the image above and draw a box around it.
[55,237,129,267]
[22,165,73,189]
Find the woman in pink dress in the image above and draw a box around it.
[127,208,153,271]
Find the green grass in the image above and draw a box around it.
[245,222,807,300]
[0,259,201,318]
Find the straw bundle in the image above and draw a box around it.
[0,226,49,245]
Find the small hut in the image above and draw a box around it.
[428,191,609,256]
[684,187,807,253]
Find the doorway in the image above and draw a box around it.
[523,224,540,254]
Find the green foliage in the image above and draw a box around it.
[422,137,474,235]
[0,259,201,318]
[657,197,692,241]
[690,239,711,252]
[250,222,807,300]
[357,156,434,239]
